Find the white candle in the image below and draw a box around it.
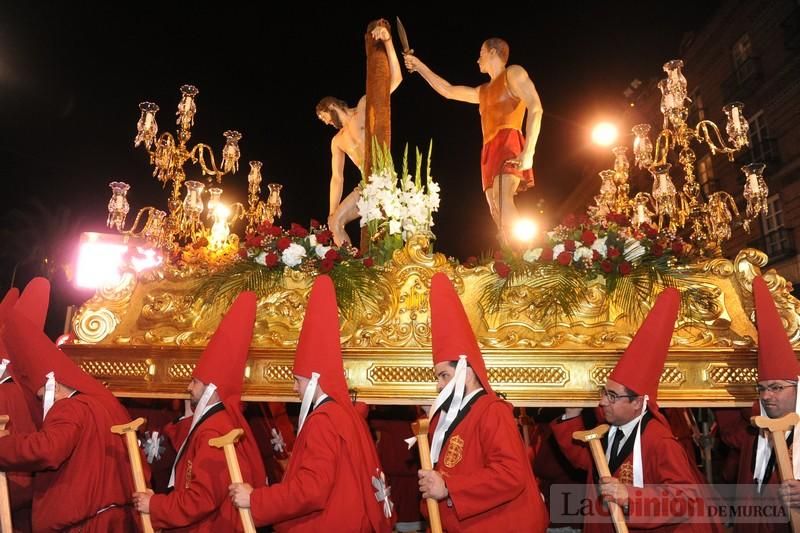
[731,106,741,130]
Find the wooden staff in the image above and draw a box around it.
[411,418,443,533]
[752,413,800,532]
[110,417,154,533]
[0,415,12,533]
[573,424,629,533]
[209,429,256,533]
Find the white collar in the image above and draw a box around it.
[313,393,329,409]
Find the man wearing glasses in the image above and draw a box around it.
[715,276,800,532]
[551,288,721,532]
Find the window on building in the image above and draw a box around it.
[697,155,714,197]
[761,195,789,257]
[747,110,778,163]
[689,87,706,122]
[732,34,756,81]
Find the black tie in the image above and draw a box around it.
[610,429,625,459]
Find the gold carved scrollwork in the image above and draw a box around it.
[590,365,685,387]
[74,308,120,343]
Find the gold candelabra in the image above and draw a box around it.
[591,59,769,255]
[107,85,282,252]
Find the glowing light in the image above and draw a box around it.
[130,247,163,272]
[209,204,231,248]
[75,236,127,288]
[512,218,538,243]
[592,122,619,146]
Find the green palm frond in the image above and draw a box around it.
[328,263,386,319]
[191,260,385,319]
[191,261,284,309]
[479,262,588,324]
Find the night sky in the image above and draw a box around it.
[0,2,721,329]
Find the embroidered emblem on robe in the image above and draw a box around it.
[617,460,633,486]
[185,459,193,488]
[444,435,464,468]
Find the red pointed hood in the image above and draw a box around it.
[2,311,116,404]
[15,277,50,330]
[609,287,680,401]
[430,272,492,393]
[292,275,350,404]
[0,287,20,362]
[753,276,799,380]
[192,291,256,403]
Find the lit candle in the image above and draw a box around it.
[731,106,741,131]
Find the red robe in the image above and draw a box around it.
[0,379,36,532]
[0,394,136,532]
[250,399,392,532]
[551,413,723,532]
[714,406,792,533]
[426,393,549,532]
[149,405,261,532]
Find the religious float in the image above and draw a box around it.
[62,33,799,408]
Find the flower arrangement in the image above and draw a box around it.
[192,219,381,317]
[476,212,696,324]
[358,141,440,263]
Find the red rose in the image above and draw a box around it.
[494,261,511,278]
[577,213,590,227]
[557,251,572,266]
[363,257,374,268]
[289,223,308,238]
[264,252,279,267]
[540,248,554,262]
[672,240,684,255]
[563,214,577,228]
[652,243,664,257]
[564,239,576,252]
[238,248,248,259]
[319,258,334,273]
[580,230,596,246]
[600,260,613,273]
[257,221,272,234]
[325,249,341,261]
[266,225,282,237]
[316,230,333,245]
[276,237,291,251]
[310,218,320,229]
[618,261,632,275]
[592,250,601,262]
[645,224,659,239]
[608,247,621,258]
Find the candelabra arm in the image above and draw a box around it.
[189,143,225,182]
[119,207,157,236]
[654,129,673,165]
[695,120,737,160]
[229,202,247,224]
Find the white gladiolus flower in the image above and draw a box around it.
[553,243,566,257]
[253,251,267,265]
[307,234,317,247]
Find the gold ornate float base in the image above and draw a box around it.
[64,237,800,407]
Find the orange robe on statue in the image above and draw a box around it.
[0,394,136,532]
[425,392,549,532]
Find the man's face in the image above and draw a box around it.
[758,379,798,419]
[317,105,343,129]
[434,362,455,394]
[293,375,310,401]
[186,378,206,408]
[599,378,643,426]
[476,45,491,73]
